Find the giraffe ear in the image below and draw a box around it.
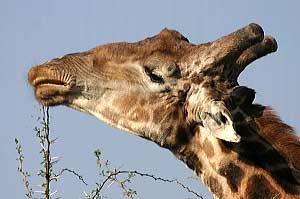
[200,101,241,143]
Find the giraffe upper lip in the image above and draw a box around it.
[31,77,68,88]
[28,65,75,88]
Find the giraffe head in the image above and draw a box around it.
[28,23,277,146]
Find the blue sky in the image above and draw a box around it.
[1,0,299,198]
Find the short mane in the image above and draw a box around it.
[255,106,300,171]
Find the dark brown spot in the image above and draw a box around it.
[234,124,253,138]
[210,80,216,88]
[271,168,300,194]
[203,139,215,158]
[274,168,300,185]
[164,114,193,148]
[183,82,191,92]
[233,112,246,123]
[183,151,203,175]
[231,86,255,106]
[237,140,289,171]
[246,175,281,199]
[242,140,267,154]
[258,150,288,168]
[204,176,223,199]
[175,126,191,145]
[218,140,231,153]
[218,163,244,192]
[202,67,220,77]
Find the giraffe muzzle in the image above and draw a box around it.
[28,65,76,106]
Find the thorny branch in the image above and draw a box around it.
[16,106,203,199]
[43,106,51,199]
[16,106,88,199]
[56,168,88,185]
[87,149,203,199]
[92,170,203,199]
[36,106,88,198]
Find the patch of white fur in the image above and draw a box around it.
[68,97,139,136]
[68,96,162,143]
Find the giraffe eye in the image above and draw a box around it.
[144,66,165,84]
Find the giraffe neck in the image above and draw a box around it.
[174,106,300,199]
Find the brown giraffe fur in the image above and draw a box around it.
[28,23,300,198]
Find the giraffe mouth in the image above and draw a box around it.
[28,64,77,106]
[31,77,73,106]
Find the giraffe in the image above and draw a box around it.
[28,23,300,199]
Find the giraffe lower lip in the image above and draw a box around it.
[35,83,71,106]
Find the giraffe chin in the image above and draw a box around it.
[35,84,70,106]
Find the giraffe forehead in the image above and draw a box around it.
[90,29,192,63]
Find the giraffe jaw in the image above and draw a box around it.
[67,96,143,137]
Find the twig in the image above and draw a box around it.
[98,170,203,199]
[42,106,51,199]
[129,171,202,198]
[15,138,34,199]
[56,168,88,185]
